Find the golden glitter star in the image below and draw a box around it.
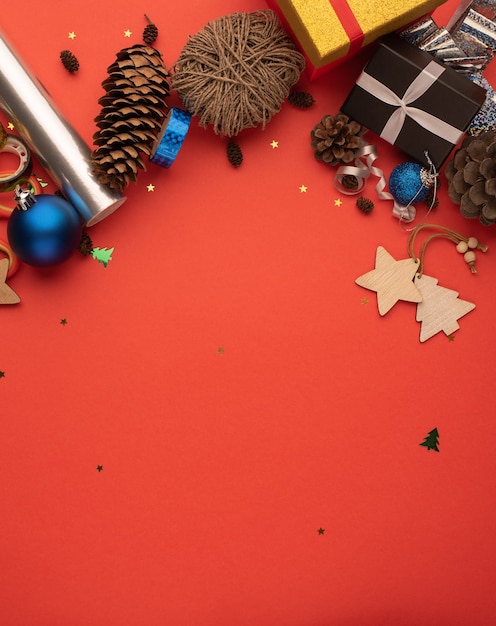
[355,246,422,316]
[334,198,342,206]
[7,122,14,130]
[217,347,225,354]
[447,334,456,342]
[361,297,368,305]
[317,528,325,535]
[124,29,132,38]
[299,185,308,193]
[68,31,76,39]
[147,184,155,192]
[270,140,279,149]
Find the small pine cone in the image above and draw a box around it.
[60,50,79,73]
[78,231,94,256]
[288,91,315,109]
[310,113,365,166]
[341,174,359,191]
[143,15,158,44]
[356,196,374,214]
[227,141,243,167]
[423,186,439,209]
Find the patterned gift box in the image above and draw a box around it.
[340,33,487,168]
[266,0,447,79]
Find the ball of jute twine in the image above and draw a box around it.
[171,10,305,137]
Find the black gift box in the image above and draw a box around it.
[341,34,487,169]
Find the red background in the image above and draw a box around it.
[1,1,495,624]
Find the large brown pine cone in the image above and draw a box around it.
[310,113,365,166]
[445,131,496,225]
[91,45,170,191]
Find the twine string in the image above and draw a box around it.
[171,11,305,137]
[407,223,488,276]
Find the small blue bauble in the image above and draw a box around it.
[8,192,82,267]
[389,162,430,206]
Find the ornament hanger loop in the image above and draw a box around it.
[407,223,488,276]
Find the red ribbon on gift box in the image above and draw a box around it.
[330,0,364,57]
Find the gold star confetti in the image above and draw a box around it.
[147,184,155,192]
[361,298,368,305]
[334,198,342,206]
[7,122,14,130]
[68,32,76,39]
[299,185,308,193]
[96,465,103,472]
[217,347,225,354]
[270,140,279,149]
[448,334,455,342]
[124,29,132,38]
[317,528,325,535]
[60,318,68,325]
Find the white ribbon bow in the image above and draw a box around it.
[356,61,464,146]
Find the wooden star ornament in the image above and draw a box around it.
[355,246,422,315]
[0,259,20,304]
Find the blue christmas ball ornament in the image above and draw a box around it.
[389,162,431,207]
[7,187,82,267]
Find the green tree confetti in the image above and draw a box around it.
[91,247,114,268]
[419,428,440,452]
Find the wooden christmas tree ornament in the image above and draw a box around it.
[414,274,475,342]
[407,224,485,341]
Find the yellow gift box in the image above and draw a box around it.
[267,0,447,78]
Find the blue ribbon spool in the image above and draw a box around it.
[150,107,191,169]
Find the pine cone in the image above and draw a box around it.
[445,131,496,225]
[60,50,79,73]
[310,113,365,166]
[341,174,359,191]
[423,183,440,209]
[227,141,243,167]
[143,15,158,44]
[356,197,374,214]
[91,44,170,191]
[78,231,94,256]
[288,91,315,108]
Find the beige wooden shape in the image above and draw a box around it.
[355,246,422,316]
[415,274,475,342]
[0,258,20,305]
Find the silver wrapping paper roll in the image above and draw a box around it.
[0,28,126,226]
